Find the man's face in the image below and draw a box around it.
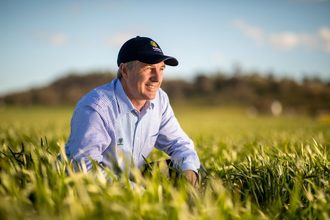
[121,61,165,105]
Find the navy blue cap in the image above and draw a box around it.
[117,36,178,66]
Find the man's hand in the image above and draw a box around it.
[183,170,199,188]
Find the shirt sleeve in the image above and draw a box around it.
[154,94,200,173]
[65,105,111,171]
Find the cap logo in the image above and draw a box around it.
[150,41,158,47]
[150,40,162,53]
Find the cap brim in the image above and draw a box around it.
[138,54,178,66]
[163,57,179,66]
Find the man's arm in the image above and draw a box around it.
[65,105,111,171]
[154,93,200,184]
[183,170,199,187]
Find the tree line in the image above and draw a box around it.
[1,70,330,115]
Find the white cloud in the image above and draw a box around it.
[232,20,265,46]
[34,32,69,46]
[232,19,330,52]
[319,27,330,52]
[48,33,68,46]
[105,32,135,47]
[268,32,299,49]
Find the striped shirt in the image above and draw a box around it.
[65,78,200,173]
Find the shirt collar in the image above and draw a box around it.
[114,79,155,114]
[114,79,135,114]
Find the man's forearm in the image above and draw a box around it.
[183,170,199,187]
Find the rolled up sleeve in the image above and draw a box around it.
[155,96,200,173]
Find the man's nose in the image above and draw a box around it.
[151,68,162,82]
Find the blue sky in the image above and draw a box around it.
[1,0,330,95]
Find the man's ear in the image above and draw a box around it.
[119,63,128,79]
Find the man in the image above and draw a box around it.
[65,36,200,186]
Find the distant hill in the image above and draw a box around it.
[1,70,330,115]
[1,72,115,106]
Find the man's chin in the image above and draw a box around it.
[144,93,157,100]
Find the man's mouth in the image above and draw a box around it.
[146,83,158,90]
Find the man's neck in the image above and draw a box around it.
[131,100,147,112]
[120,78,147,112]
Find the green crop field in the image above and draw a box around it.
[0,105,329,219]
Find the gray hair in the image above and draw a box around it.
[117,61,136,79]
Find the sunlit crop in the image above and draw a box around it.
[0,106,329,219]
